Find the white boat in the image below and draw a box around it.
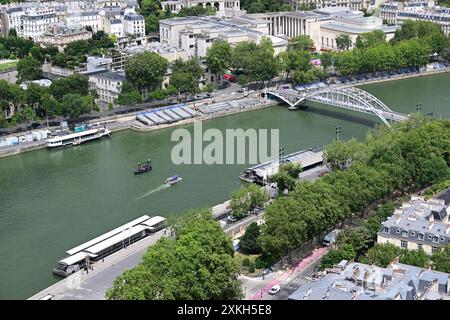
[47,127,111,148]
[165,175,182,185]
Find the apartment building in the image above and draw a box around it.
[288,260,450,300]
[380,0,450,35]
[161,0,241,16]
[89,70,125,104]
[290,0,377,11]
[377,196,450,255]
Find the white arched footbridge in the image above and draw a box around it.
[266,86,409,128]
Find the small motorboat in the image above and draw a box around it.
[165,175,182,185]
[134,159,152,175]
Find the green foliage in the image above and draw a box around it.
[336,226,373,256]
[431,245,450,273]
[50,74,89,101]
[230,184,269,219]
[242,257,250,267]
[248,262,255,273]
[170,58,203,100]
[359,243,402,267]
[241,0,292,13]
[355,30,386,50]
[336,34,353,51]
[16,57,42,82]
[325,138,368,170]
[239,222,262,254]
[60,94,94,119]
[271,162,303,194]
[125,51,169,91]
[400,248,430,268]
[418,157,450,187]
[320,244,356,270]
[259,118,450,261]
[106,209,243,300]
[288,35,315,51]
[178,5,217,16]
[205,40,233,77]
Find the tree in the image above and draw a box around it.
[29,46,43,62]
[288,35,314,51]
[359,243,402,268]
[320,244,356,270]
[244,37,280,84]
[431,245,450,273]
[335,34,352,51]
[320,51,334,71]
[16,57,42,82]
[50,74,89,101]
[178,6,217,16]
[8,28,17,37]
[170,72,198,101]
[325,138,368,170]
[106,209,243,300]
[355,30,386,50]
[400,248,430,268]
[418,156,449,187]
[230,184,269,219]
[205,40,233,82]
[125,51,169,92]
[60,94,94,119]
[239,222,262,254]
[336,226,373,256]
[117,81,143,105]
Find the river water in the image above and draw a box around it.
[0,73,449,299]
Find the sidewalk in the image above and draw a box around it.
[248,247,328,300]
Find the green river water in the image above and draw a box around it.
[0,73,449,299]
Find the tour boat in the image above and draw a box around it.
[47,127,111,148]
[165,175,182,185]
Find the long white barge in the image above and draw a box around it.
[53,215,166,277]
[46,127,111,148]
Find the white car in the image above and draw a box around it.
[268,285,281,295]
[227,215,237,223]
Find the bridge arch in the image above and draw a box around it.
[266,86,408,128]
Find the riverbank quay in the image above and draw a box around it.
[27,206,264,300]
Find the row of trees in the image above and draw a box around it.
[254,117,450,267]
[106,209,243,299]
[240,0,291,13]
[0,74,97,127]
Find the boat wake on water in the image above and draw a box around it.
[134,184,170,200]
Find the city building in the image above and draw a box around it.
[18,8,58,40]
[38,23,92,48]
[290,0,379,11]
[377,196,450,254]
[89,70,125,104]
[123,10,145,37]
[250,7,399,50]
[380,0,450,35]
[159,15,288,58]
[111,41,188,71]
[161,0,241,16]
[288,260,450,300]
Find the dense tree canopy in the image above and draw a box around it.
[106,209,243,300]
[125,51,169,92]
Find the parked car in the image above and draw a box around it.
[227,214,237,223]
[237,87,247,93]
[268,285,281,295]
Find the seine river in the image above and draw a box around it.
[0,73,449,299]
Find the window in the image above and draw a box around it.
[440,237,445,242]
[383,227,389,234]
[417,243,422,250]
[401,230,408,238]
[410,231,415,237]
[418,233,424,240]
[401,240,407,248]
[396,229,401,234]
[432,237,438,243]
[432,246,437,253]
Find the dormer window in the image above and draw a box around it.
[396,229,401,234]
[410,231,415,237]
[383,227,390,234]
[432,237,439,243]
[401,230,408,238]
[418,233,424,240]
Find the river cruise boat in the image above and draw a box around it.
[53,215,167,277]
[46,127,111,148]
[165,175,182,185]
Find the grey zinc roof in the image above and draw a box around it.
[95,71,126,82]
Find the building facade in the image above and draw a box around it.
[377,196,450,255]
[380,0,450,35]
[161,0,241,15]
[89,70,125,104]
[288,260,450,300]
[291,0,374,11]
[159,15,288,58]
[250,7,398,50]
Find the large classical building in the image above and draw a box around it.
[290,0,381,11]
[249,7,398,50]
[380,0,450,35]
[377,196,450,255]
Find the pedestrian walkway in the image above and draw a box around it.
[249,247,328,300]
